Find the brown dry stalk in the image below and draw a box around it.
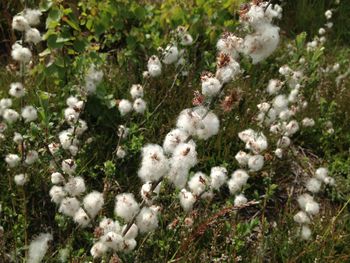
[176,200,259,259]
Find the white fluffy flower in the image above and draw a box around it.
[114,193,140,222]
[59,197,80,217]
[48,142,60,157]
[176,107,219,140]
[101,231,123,251]
[133,98,147,114]
[25,150,39,165]
[83,191,104,218]
[12,15,29,31]
[14,174,28,186]
[227,169,249,195]
[140,181,161,204]
[138,144,169,182]
[167,142,197,188]
[275,148,283,158]
[0,98,12,109]
[181,33,193,46]
[315,167,328,181]
[248,155,264,172]
[302,118,315,127]
[28,233,52,263]
[25,28,41,44]
[130,84,144,99]
[11,43,32,63]
[118,99,132,116]
[215,58,241,83]
[188,172,209,196]
[49,186,66,204]
[162,45,179,64]
[73,208,90,227]
[235,151,250,166]
[13,132,23,144]
[5,154,20,167]
[179,189,196,212]
[293,211,310,224]
[61,159,77,175]
[64,176,86,196]
[325,10,332,20]
[273,95,288,114]
[163,128,188,155]
[136,206,159,233]
[201,77,221,97]
[147,55,162,77]
[90,242,108,258]
[122,239,137,253]
[267,79,283,95]
[99,217,120,234]
[75,119,88,136]
[324,176,335,186]
[9,82,25,98]
[243,23,280,64]
[277,136,291,148]
[116,146,126,159]
[51,172,64,184]
[64,107,79,124]
[300,225,312,240]
[59,130,76,150]
[305,178,322,193]
[216,33,243,58]
[3,109,20,123]
[24,9,42,26]
[22,106,38,122]
[285,120,299,136]
[234,194,248,206]
[210,166,228,190]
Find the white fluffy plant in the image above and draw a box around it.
[47,66,106,228]
[3,7,42,190]
[89,1,283,259]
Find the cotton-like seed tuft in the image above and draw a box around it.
[49,186,66,204]
[130,84,144,99]
[5,153,21,167]
[61,159,77,175]
[188,172,209,196]
[22,106,38,122]
[179,189,196,212]
[83,191,104,218]
[138,144,169,182]
[234,194,248,206]
[64,176,86,196]
[114,193,140,222]
[210,166,228,190]
[136,207,159,233]
[58,197,80,217]
[133,98,147,114]
[118,99,133,116]
[28,233,52,263]
[293,211,310,224]
[73,208,90,227]
[248,155,264,172]
[305,178,321,193]
[9,82,25,98]
[14,174,28,186]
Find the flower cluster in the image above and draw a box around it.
[12,9,42,63]
[217,1,282,64]
[90,1,283,258]
[2,8,43,186]
[49,68,104,227]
